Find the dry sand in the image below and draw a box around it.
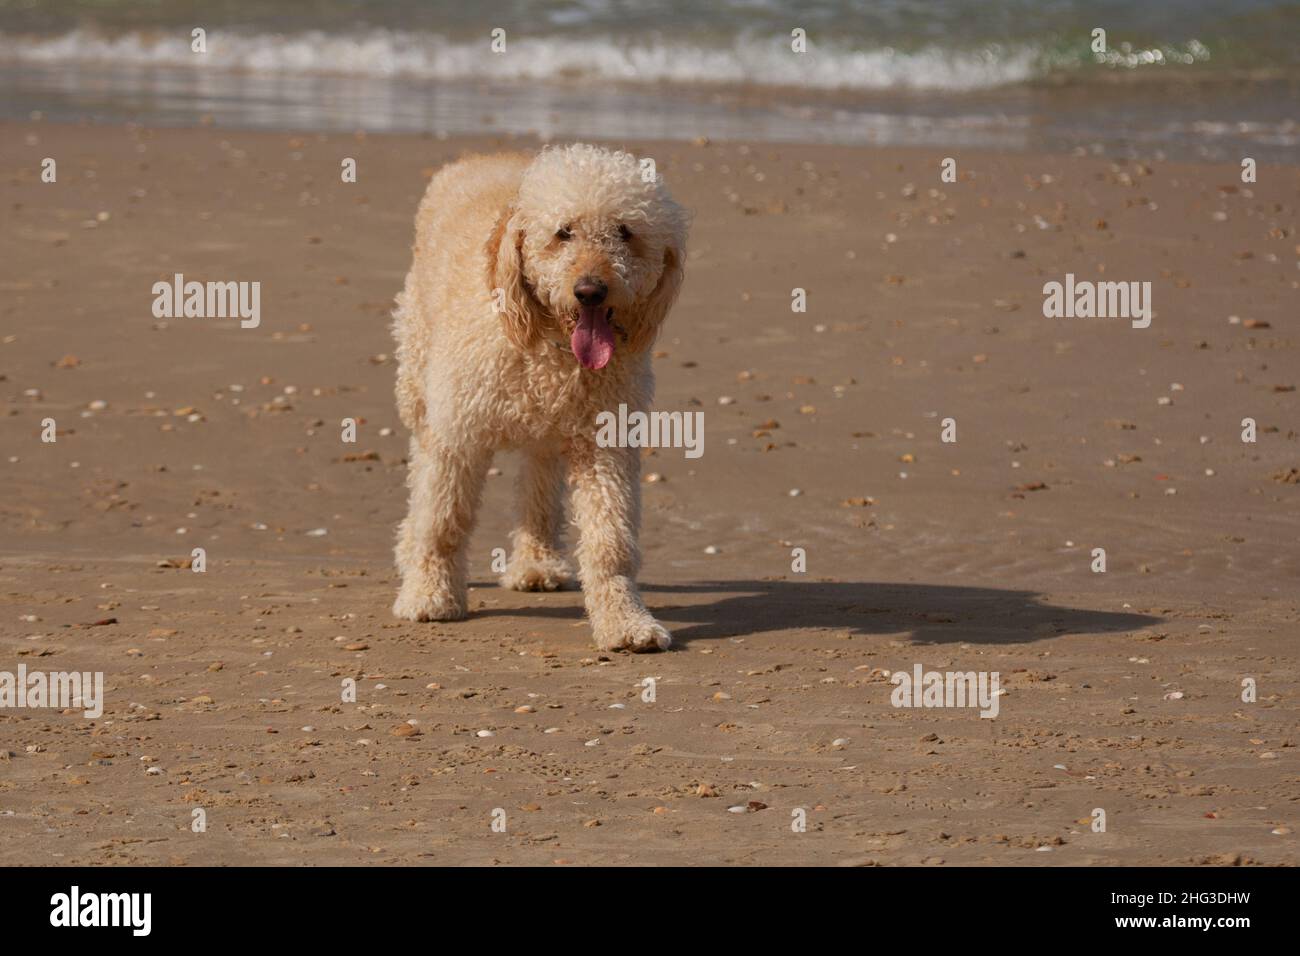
[1,121,1296,865]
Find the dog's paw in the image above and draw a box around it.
[595,616,672,654]
[501,556,574,593]
[392,586,466,622]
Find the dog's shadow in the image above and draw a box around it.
[473,578,1160,647]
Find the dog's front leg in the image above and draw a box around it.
[392,433,491,622]
[569,440,670,652]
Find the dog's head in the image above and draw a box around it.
[487,144,688,370]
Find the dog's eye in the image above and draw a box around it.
[618,224,633,242]
[555,226,572,241]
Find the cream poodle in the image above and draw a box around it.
[391,144,688,652]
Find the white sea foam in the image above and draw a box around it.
[0,28,1042,91]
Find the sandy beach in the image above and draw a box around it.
[1,119,1296,866]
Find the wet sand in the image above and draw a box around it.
[0,121,1296,865]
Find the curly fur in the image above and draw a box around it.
[391,144,688,652]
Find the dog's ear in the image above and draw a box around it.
[486,206,544,350]
[627,235,685,354]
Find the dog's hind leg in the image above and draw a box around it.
[393,433,491,622]
[569,440,670,652]
[390,290,426,430]
[502,445,575,592]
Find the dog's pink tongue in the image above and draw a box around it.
[571,305,615,370]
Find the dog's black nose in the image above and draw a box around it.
[574,278,607,306]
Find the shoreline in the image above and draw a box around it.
[4,66,1299,164]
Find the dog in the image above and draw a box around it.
[390,144,688,652]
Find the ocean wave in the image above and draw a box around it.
[0,27,1046,91]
